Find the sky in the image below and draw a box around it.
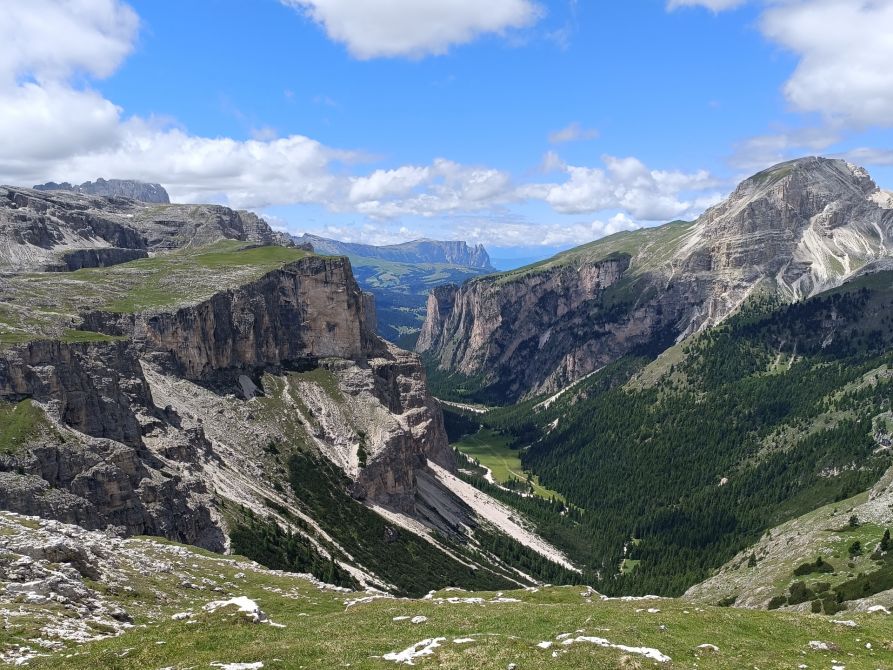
[2,0,893,266]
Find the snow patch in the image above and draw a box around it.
[558,636,671,663]
[383,637,446,665]
[203,597,280,627]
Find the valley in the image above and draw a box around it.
[3,156,893,668]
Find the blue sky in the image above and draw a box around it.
[1,0,892,264]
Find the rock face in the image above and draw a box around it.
[419,157,893,400]
[34,178,171,204]
[296,234,495,270]
[0,185,292,272]
[83,255,384,379]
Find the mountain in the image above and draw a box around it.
[0,186,574,598]
[419,157,893,403]
[0,185,296,272]
[295,233,496,345]
[34,178,171,203]
[296,234,494,269]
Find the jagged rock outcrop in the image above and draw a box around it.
[34,178,171,204]
[419,157,893,400]
[0,339,224,548]
[0,186,292,272]
[296,234,494,270]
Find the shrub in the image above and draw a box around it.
[768,595,787,610]
[793,556,834,577]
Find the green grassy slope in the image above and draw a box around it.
[0,241,310,343]
[437,273,893,598]
[2,513,888,670]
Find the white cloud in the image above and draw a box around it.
[729,126,840,171]
[348,160,514,218]
[760,0,893,127]
[666,0,747,11]
[445,212,641,248]
[522,155,723,221]
[281,0,542,59]
[548,122,599,144]
[0,0,725,251]
[670,0,893,129]
[0,0,139,84]
[349,166,431,203]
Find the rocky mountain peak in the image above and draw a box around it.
[675,157,892,296]
[34,178,171,204]
[419,156,893,401]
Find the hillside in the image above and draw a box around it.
[295,234,495,344]
[3,511,892,669]
[0,186,574,600]
[438,269,893,598]
[419,157,893,402]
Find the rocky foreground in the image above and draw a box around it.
[1,511,892,669]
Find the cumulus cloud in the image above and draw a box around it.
[761,0,893,127]
[0,0,725,251]
[548,122,599,144]
[307,212,642,249]
[666,0,747,11]
[0,0,139,84]
[281,0,542,59]
[670,0,893,129]
[522,155,723,221]
[348,160,514,218]
[460,212,641,247]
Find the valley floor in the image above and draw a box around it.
[3,513,892,670]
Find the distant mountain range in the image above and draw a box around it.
[34,178,170,204]
[294,234,495,345]
[295,234,494,269]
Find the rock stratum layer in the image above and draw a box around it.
[419,157,893,400]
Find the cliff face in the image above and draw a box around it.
[419,157,893,400]
[83,256,384,379]
[0,340,223,548]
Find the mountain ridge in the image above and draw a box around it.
[33,178,171,204]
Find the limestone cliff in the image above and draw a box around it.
[296,234,494,270]
[419,157,893,400]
